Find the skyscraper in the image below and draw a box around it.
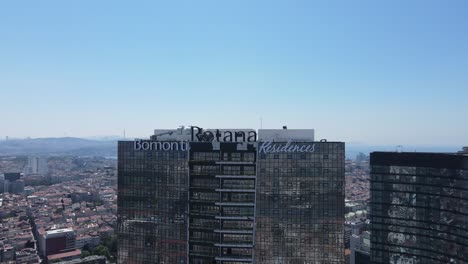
[117,126,345,264]
[370,149,468,263]
[254,130,344,263]
[26,156,48,175]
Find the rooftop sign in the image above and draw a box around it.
[191,126,257,143]
[259,140,315,154]
[134,127,317,153]
[134,140,189,151]
[134,126,257,151]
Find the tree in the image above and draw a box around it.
[100,235,118,261]
[104,236,118,255]
[82,244,91,252]
[81,250,91,258]
[92,245,110,259]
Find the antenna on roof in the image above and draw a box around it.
[396,145,403,153]
[178,126,185,134]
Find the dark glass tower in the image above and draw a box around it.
[370,151,468,264]
[117,127,345,264]
[117,141,189,263]
[255,141,345,264]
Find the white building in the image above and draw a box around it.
[38,228,75,257]
[26,157,48,176]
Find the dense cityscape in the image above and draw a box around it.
[2,134,467,264]
[2,1,467,263]
[0,156,117,264]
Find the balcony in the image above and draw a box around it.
[215,202,255,207]
[215,189,255,193]
[214,229,253,234]
[216,161,255,165]
[215,175,256,179]
[215,256,253,262]
[214,243,253,248]
[215,216,253,220]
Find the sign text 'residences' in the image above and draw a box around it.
[259,140,315,154]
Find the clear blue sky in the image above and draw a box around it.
[1,0,467,146]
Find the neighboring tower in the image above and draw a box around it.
[3,172,21,182]
[1,173,23,194]
[370,149,468,263]
[26,157,48,175]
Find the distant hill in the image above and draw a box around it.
[0,137,117,157]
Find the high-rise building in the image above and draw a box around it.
[117,126,345,264]
[3,172,21,182]
[26,157,48,175]
[9,180,24,194]
[0,173,24,194]
[370,149,468,264]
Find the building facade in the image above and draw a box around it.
[26,157,48,176]
[118,127,345,264]
[370,150,468,263]
[118,137,188,263]
[254,139,344,264]
[350,231,370,264]
[38,228,76,257]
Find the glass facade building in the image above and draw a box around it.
[255,142,345,264]
[370,151,468,264]
[188,142,257,264]
[117,141,189,263]
[118,128,345,264]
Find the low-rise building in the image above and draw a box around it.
[350,231,370,264]
[15,247,41,264]
[75,234,100,250]
[38,228,76,257]
[55,255,106,264]
[47,249,81,262]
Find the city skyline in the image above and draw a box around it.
[1,1,468,145]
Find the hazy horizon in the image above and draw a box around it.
[0,134,464,150]
[1,1,467,146]
[0,135,463,159]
